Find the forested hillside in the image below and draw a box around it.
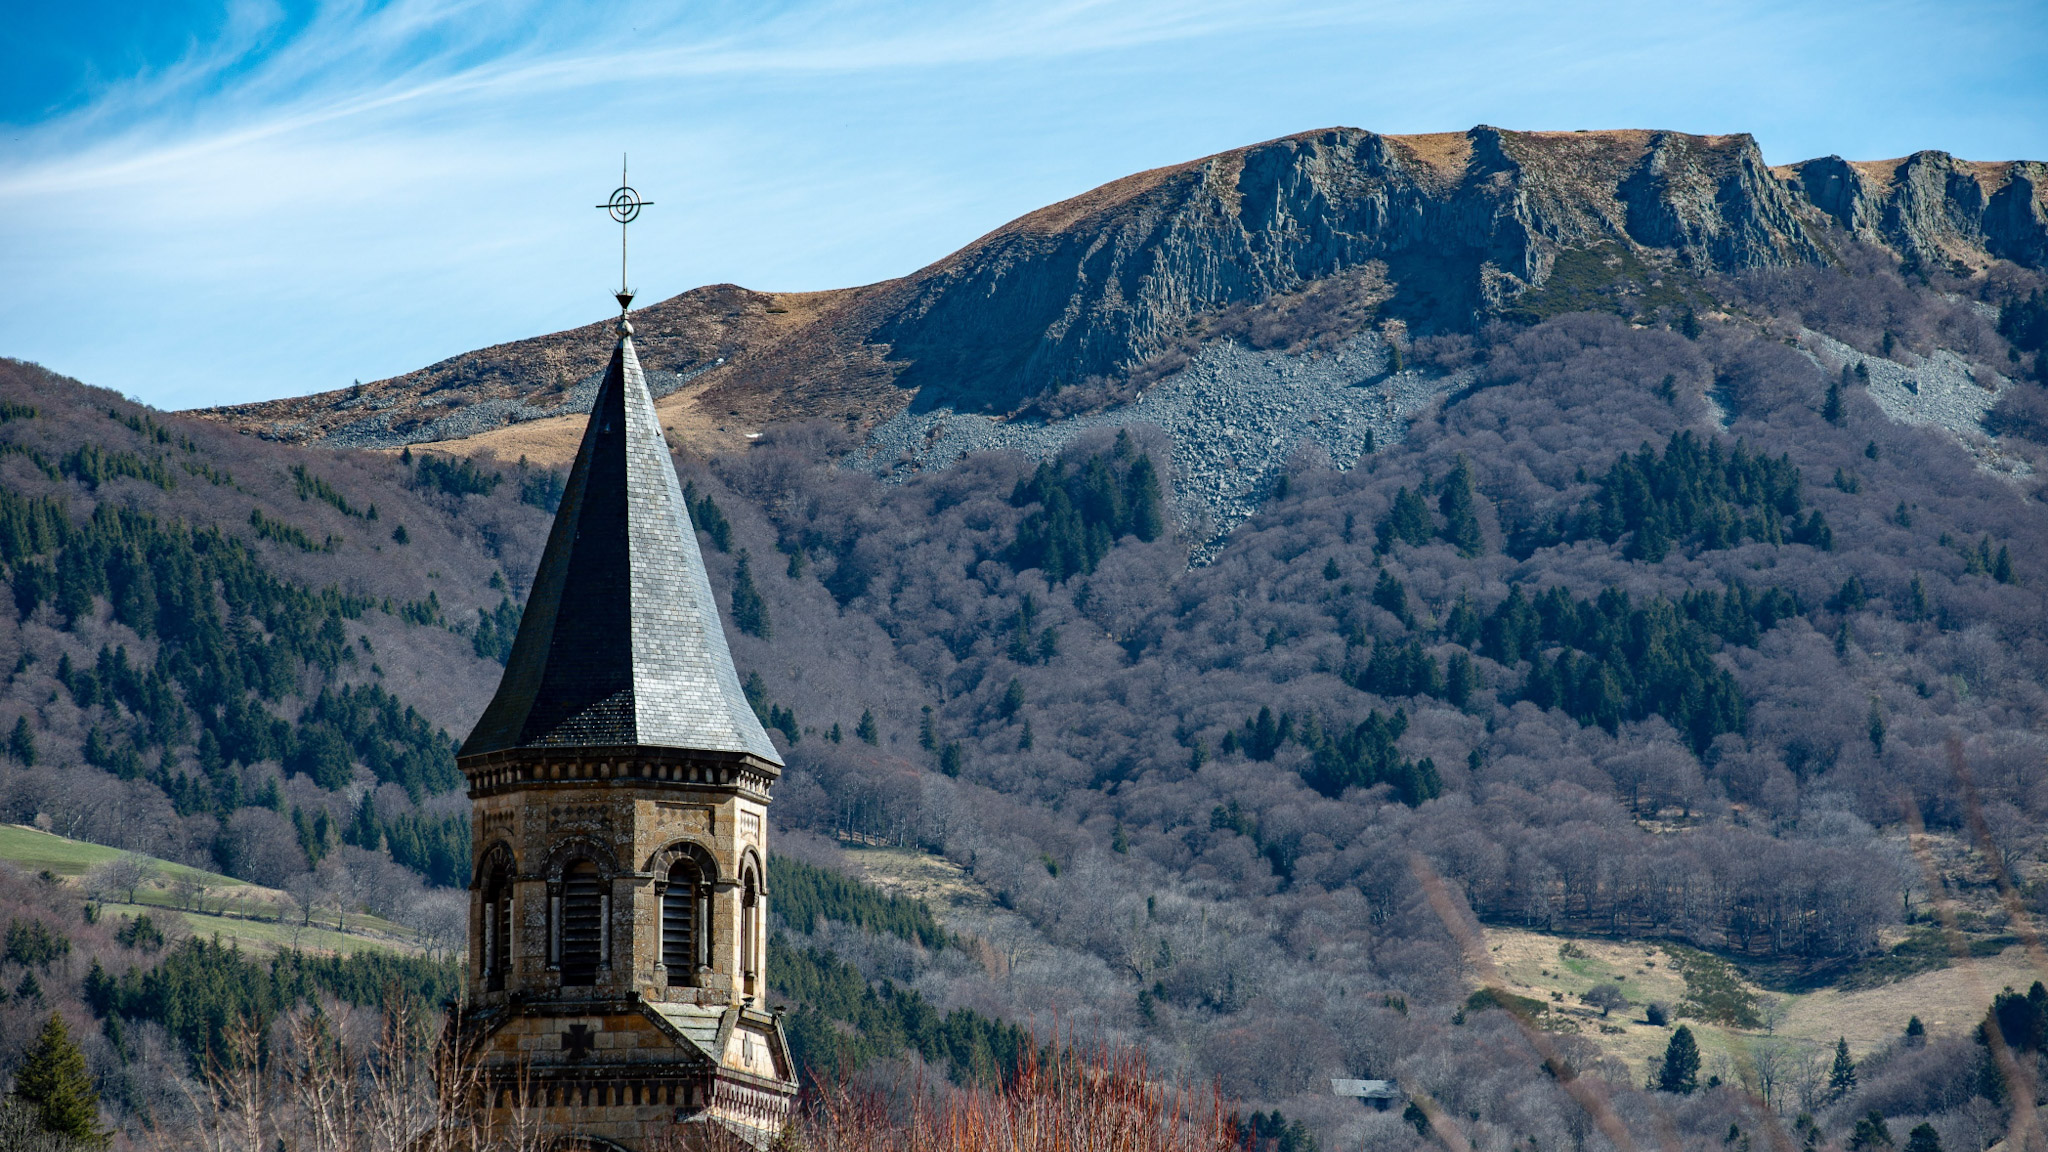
[0,357,547,934]
[652,255,2048,1150]
[5,144,2048,1149]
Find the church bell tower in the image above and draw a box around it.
[454,283,796,1148]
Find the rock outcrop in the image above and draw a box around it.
[191,126,2047,448]
[1783,152,2048,271]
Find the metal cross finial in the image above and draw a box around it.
[597,153,654,319]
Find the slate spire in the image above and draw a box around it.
[460,321,781,765]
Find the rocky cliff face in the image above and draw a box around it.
[193,126,2047,450]
[1783,151,2048,271]
[871,127,1842,412]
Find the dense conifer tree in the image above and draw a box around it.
[11,1013,104,1145]
[730,550,771,639]
[1658,1025,1700,1093]
[1828,1036,1857,1100]
[1376,488,1435,551]
[1904,1124,1943,1152]
[1437,457,1485,557]
[8,716,34,766]
[1370,569,1413,627]
[1850,1111,1894,1150]
[1006,443,1168,580]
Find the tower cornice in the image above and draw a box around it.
[460,743,780,801]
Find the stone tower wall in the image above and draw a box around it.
[464,750,773,1009]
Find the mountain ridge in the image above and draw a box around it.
[190,125,2047,463]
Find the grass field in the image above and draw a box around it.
[841,845,1001,917]
[0,822,428,958]
[0,823,240,885]
[1478,925,2046,1086]
[93,900,420,958]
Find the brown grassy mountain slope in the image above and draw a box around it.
[191,125,2048,462]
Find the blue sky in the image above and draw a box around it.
[2,0,2044,411]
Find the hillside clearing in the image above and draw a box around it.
[1479,925,2040,1082]
[0,823,427,957]
[0,823,238,885]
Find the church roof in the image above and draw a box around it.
[459,326,782,766]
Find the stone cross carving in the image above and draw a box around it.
[563,1023,596,1060]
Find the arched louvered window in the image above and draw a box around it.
[663,858,708,985]
[482,876,513,992]
[559,860,605,987]
[741,866,760,998]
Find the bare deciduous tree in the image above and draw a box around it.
[86,854,158,905]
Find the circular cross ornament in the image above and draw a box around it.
[596,157,654,313]
[604,185,648,224]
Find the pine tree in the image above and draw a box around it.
[8,717,34,766]
[1903,1124,1942,1152]
[730,551,771,639]
[1679,307,1701,339]
[1007,610,1035,663]
[1376,488,1435,551]
[1078,457,1126,537]
[684,484,733,553]
[743,672,770,725]
[1868,700,1886,756]
[918,706,936,752]
[1824,371,1846,424]
[82,961,114,1017]
[1443,593,1481,647]
[1850,1111,1893,1151]
[1129,454,1167,538]
[1445,652,1479,709]
[347,790,382,851]
[1437,456,1485,557]
[1658,1025,1700,1093]
[1905,1016,1926,1046]
[998,679,1025,721]
[1371,569,1413,627]
[856,709,879,746]
[11,1012,105,1145]
[1242,707,1287,761]
[1829,1036,1857,1100]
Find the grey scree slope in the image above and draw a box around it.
[460,327,781,765]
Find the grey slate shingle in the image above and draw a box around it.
[460,330,782,765]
